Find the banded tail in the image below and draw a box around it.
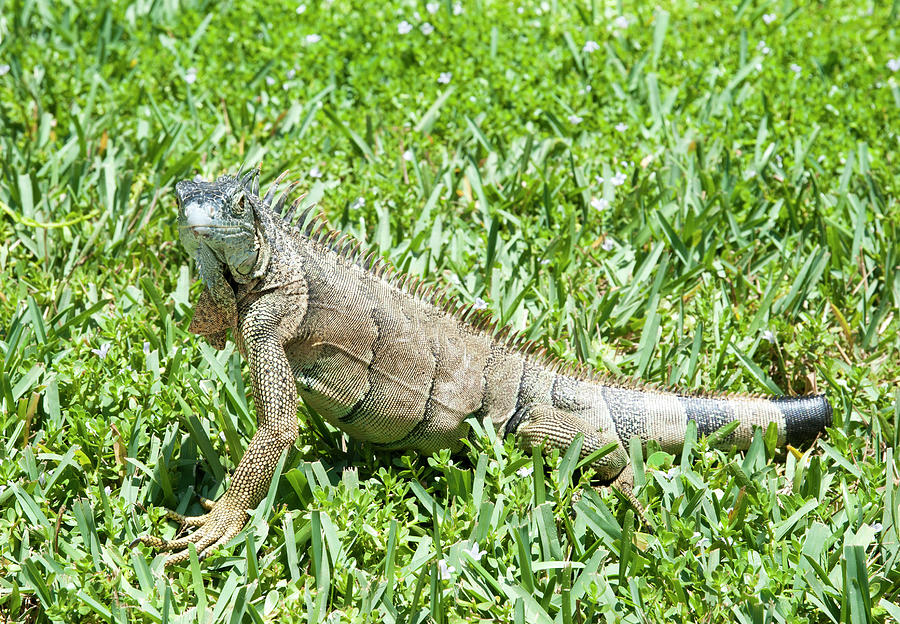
[600,387,832,453]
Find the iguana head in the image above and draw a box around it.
[175,171,271,327]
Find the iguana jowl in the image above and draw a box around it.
[133,170,832,566]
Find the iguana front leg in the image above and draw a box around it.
[133,304,299,566]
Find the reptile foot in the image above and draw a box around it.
[131,496,248,567]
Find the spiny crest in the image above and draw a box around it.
[242,170,807,400]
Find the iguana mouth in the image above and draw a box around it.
[189,225,246,236]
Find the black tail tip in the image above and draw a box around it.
[774,394,832,445]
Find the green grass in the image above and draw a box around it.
[1,0,899,621]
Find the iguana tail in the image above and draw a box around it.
[598,387,832,452]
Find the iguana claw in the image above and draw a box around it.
[131,495,248,567]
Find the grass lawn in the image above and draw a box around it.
[1,0,898,621]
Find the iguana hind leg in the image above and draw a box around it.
[509,404,643,516]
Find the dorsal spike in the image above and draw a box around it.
[284,194,309,224]
[264,170,291,208]
[301,212,322,236]
[334,234,351,254]
[273,181,303,215]
[240,168,260,195]
[311,221,329,241]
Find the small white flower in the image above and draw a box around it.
[472,297,487,311]
[611,172,627,186]
[601,239,615,251]
[426,2,439,14]
[516,465,534,478]
[756,40,771,55]
[613,15,628,29]
[872,522,883,532]
[421,22,434,35]
[286,68,297,79]
[305,34,321,44]
[351,197,366,210]
[591,197,609,211]
[582,40,600,53]
[437,559,456,580]
[762,13,776,24]
[309,165,323,178]
[789,63,802,74]
[665,467,679,480]
[761,329,776,343]
[594,175,604,185]
[539,258,551,265]
[91,343,111,359]
[517,6,524,14]
[463,542,486,561]
[398,20,413,34]
[0,64,10,76]
[184,67,198,84]
[402,149,414,161]
[615,122,627,132]
[265,76,275,86]
[888,59,900,72]
[438,71,452,84]
[143,341,151,355]
[296,3,307,13]
[453,2,463,15]
[568,114,583,124]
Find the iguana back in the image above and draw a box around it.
[284,229,828,456]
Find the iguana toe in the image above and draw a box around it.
[131,497,249,567]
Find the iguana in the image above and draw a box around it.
[132,169,832,566]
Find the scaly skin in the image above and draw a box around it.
[131,170,832,566]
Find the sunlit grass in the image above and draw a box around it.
[0,1,898,622]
